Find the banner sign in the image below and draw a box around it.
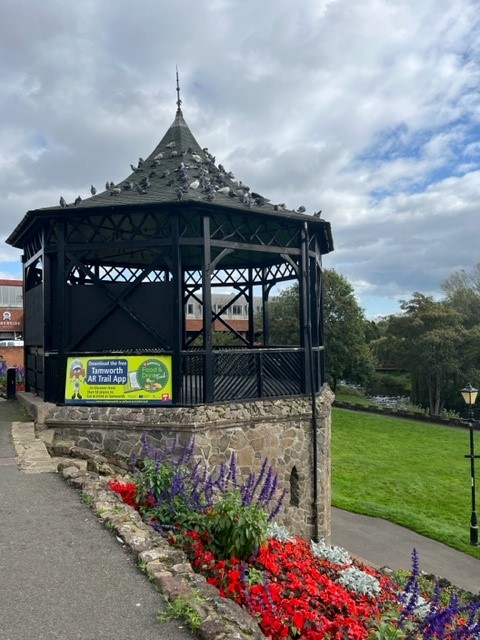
[65,355,172,405]
[0,309,23,330]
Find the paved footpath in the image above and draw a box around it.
[0,399,195,640]
[332,508,480,594]
[1,398,479,640]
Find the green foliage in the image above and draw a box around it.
[445,286,480,330]
[367,564,479,640]
[135,457,204,531]
[365,372,411,397]
[391,568,474,607]
[367,614,412,639]
[368,263,480,416]
[377,293,474,415]
[335,383,365,398]
[364,320,382,344]
[190,331,244,347]
[245,566,265,586]
[265,270,375,390]
[334,384,376,406]
[212,331,244,346]
[334,391,375,406]
[441,263,480,298]
[132,435,283,563]
[322,270,375,390]
[203,489,268,560]
[263,283,300,345]
[157,593,203,631]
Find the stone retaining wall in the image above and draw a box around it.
[17,389,334,541]
[59,460,265,639]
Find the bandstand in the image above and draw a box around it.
[7,89,333,408]
[7,83,336,539]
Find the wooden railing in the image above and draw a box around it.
[36,346,325,405]
[180,347,324,405]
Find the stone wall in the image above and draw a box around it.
[18,388,334,541]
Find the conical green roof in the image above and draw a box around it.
[47,108,290,214]
[7,101,333,257]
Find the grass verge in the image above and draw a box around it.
[333,391,376,406]
[332,407,480,559]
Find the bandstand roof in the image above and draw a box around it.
[7,98,334,256]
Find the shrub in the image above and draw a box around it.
[203,489,268,560]
[130,432,285,561]
[336,383,365,398]
[365,372,411,397]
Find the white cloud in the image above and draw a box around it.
[1,0,479,317]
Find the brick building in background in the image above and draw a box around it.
[0,279,24,369]
[185,294,262,339]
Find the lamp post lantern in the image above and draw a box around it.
[460,384,479,546]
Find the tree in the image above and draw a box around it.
[442,263,480,329]
[441,263,480,296]
[322,270,375,390]
[265,270,374,391]
[262,284,300,346]
[380,293,471,415]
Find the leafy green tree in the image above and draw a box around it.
[364,319,381,344]
[380,293,472,415]
[441,262,480,296]
[264,270,374,391]
[262,284,300,346]
[442,263,480,329]
[322,270,375,390]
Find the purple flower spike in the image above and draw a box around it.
[268,487,286,522]
[129,449,138,472]
[227,451,238,488]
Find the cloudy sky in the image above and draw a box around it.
[1,0,479,318]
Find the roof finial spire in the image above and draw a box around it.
[176,66,183,115]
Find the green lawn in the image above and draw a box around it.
[333,391,375,406]
[331,408,480,559]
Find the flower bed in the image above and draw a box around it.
[171,529,395,639]
[108,434,480,639]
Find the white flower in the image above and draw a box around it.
[310,539,352,565]
[267,522,295,543]
[337,567,381,597]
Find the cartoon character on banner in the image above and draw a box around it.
[69,359,85,399]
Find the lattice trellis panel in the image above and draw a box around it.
[63,211,173,245]
[184,260,299,288]
[210,212,302,249]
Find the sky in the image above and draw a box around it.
[1,0,479,319]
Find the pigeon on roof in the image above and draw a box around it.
[38,75,326,225]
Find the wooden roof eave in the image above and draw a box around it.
[7,199,334,255]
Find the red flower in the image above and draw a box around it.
[176,535,393,639]
[107,479,139,509]
[107,478,433,639]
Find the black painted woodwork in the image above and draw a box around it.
[8,108,333,405]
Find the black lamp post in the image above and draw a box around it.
[460,384,479,546]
